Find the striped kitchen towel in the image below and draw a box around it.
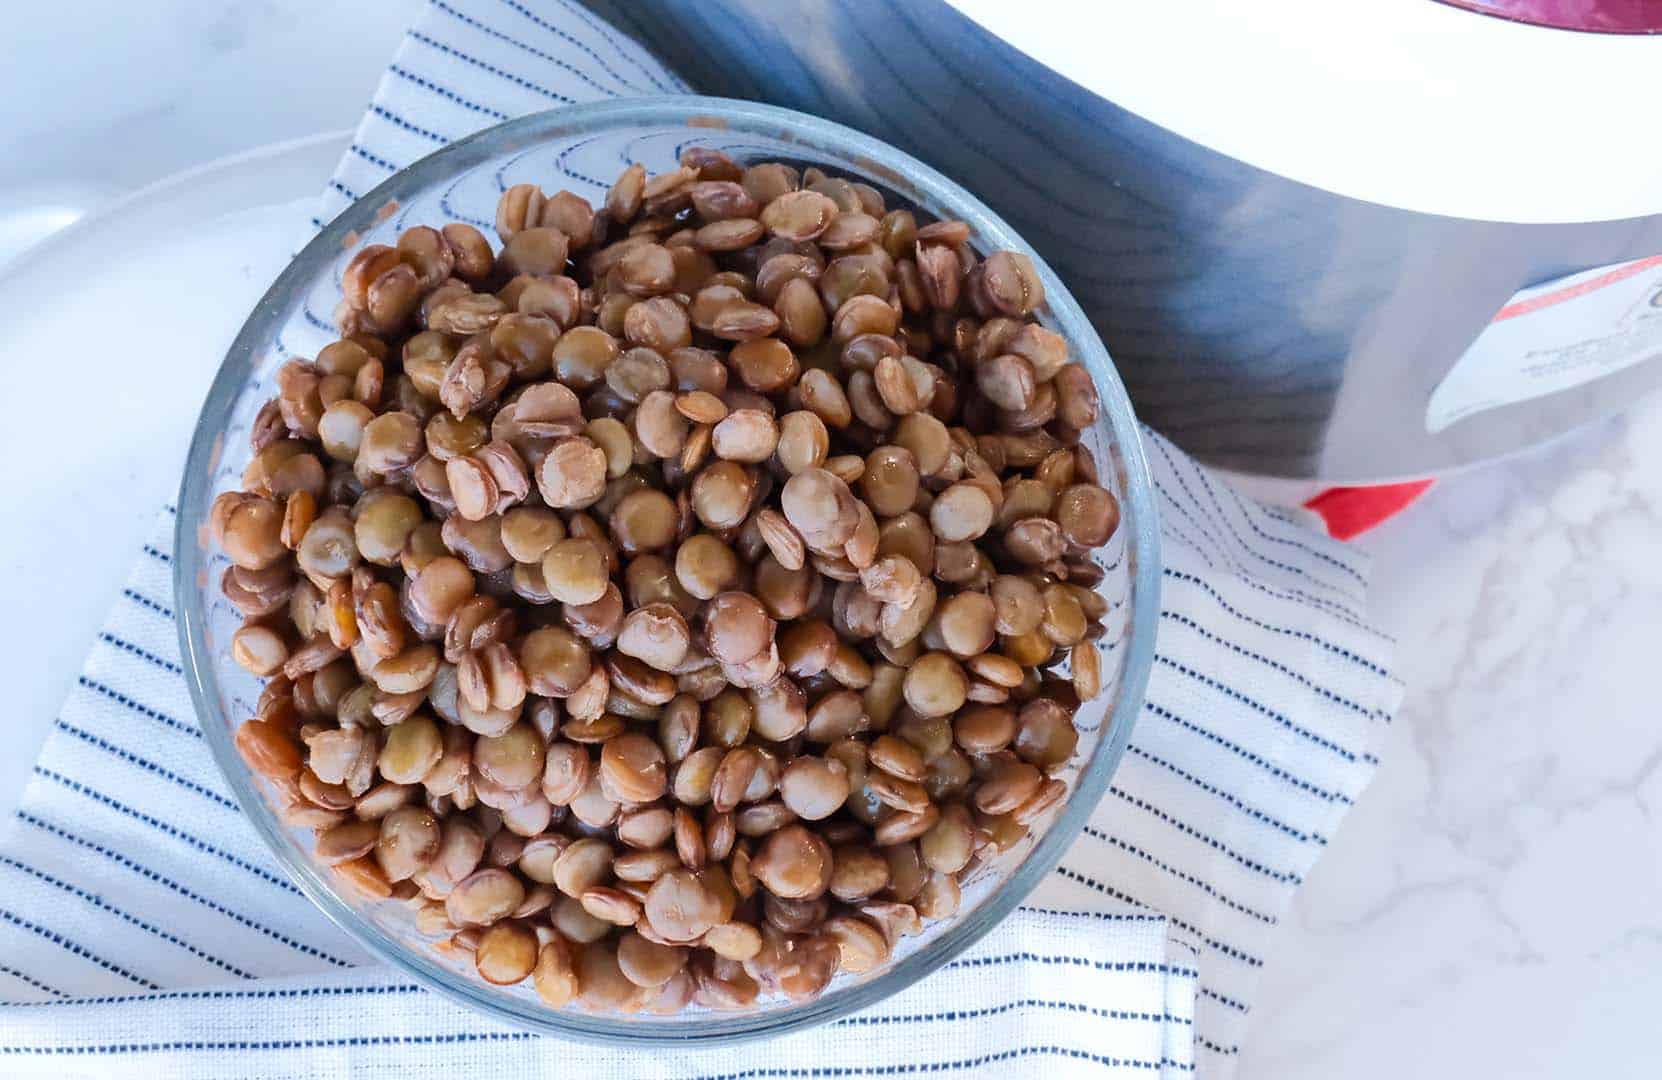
[0,2,1402,1077]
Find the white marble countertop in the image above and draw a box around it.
[1240,396,1662,1078]
[3,5,1658,1076]
[0,0,422,264]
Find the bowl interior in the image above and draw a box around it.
[176,96,1159,1043]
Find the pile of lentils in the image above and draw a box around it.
[219,146,1121,1013]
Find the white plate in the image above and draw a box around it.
[0,132,349,823]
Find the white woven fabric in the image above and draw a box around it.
[0,3,1402,1077]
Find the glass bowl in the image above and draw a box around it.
[174,96,1160,1044]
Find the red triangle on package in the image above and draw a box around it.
[1303,480,1434,541]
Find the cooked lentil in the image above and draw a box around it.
[217,148,1120,1016]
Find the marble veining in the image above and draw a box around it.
[1240,389,1662,1079]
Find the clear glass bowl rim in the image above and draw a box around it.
[174,94,1162,1045]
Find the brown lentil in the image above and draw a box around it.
[214,151,1122,1017]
